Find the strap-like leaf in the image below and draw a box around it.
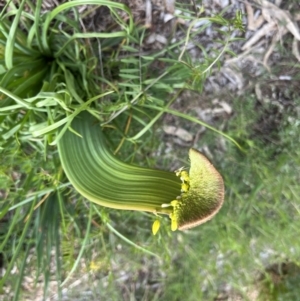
[58,112,224,231]
[57,112,181,214]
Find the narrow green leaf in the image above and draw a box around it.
[4,0,27,69]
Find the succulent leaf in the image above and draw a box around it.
[57,112,181,214]
[58,112,224,232]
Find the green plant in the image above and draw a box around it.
[0,0,244,299]
[57,112,224,233]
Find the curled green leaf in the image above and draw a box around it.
[57,112,181,215]
[170,149,224,231]
[57,112,224,232]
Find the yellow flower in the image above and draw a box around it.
[152,219,161,235]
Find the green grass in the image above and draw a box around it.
[106,93,300,301]
[1,0,300,300]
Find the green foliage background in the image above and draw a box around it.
[0,0,300,300]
